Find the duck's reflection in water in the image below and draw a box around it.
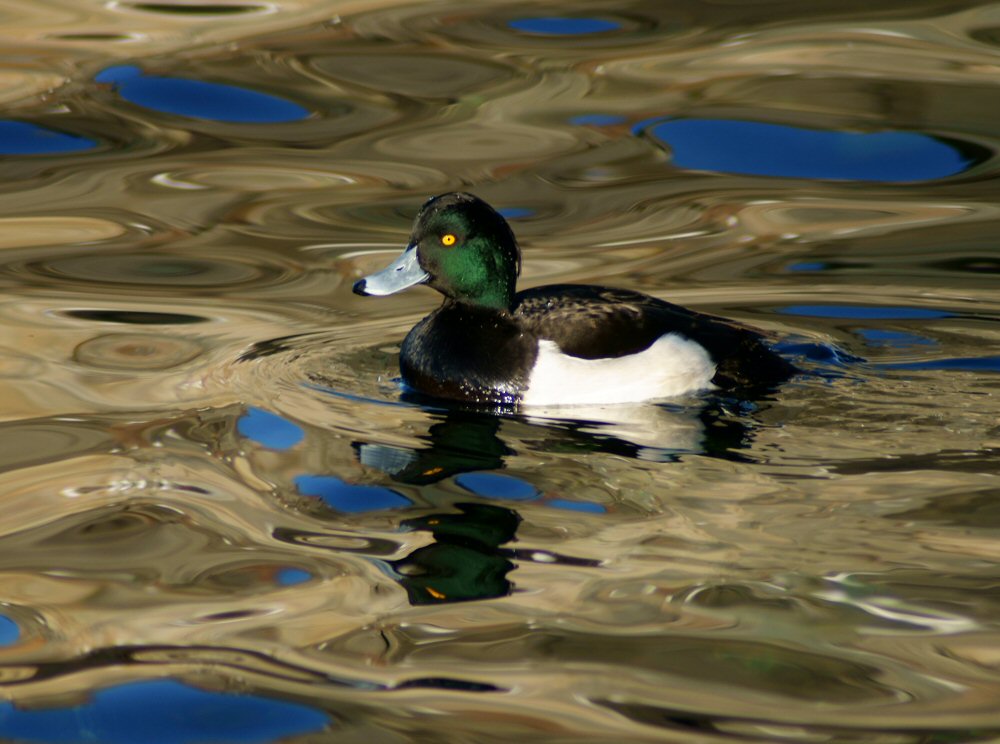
[346,401,754,604]
[518,399,754,462]
[244,395,761,606]
[391,504,519,605]
[353,410,512,486]
[358,397,755,476]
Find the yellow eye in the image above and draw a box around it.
[441,233,457,247]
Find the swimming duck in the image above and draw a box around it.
[353,192,795,406]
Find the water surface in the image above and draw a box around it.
[1,0,1000,741]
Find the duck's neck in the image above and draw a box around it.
[446,288,512,312]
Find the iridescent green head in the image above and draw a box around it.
[353,192,521,310]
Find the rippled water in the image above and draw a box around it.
[2,0,1000,741]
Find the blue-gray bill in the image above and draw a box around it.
[353,244,429,296]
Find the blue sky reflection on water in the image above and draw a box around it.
[237,407,305,450]
[275,567,313,586]
[508,17,621,35]
[643,118,976,181]
[546,498,606,514]
[881,356,1000,372]
[295,474,413,512]
[95,65,309,123]
[497,206,535,219]
[0,121,97,155]
[0,680,328,744]
[779,305,953,320]
[856,329,936,348]
[570,113,627,127]
[456,472,539,501]
[0,615,18,646]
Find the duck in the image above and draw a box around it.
[353,192,796,406]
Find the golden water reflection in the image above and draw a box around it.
[0,0,999,741]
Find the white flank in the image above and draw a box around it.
[521,333,716,406]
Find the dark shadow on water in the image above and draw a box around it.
[63,309,209,325]
[126,2,268,14]
[237,333,314,362]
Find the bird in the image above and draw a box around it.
[352,192,796,406]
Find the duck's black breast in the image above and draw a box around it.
[400,301,538,404]
[512,284,796,390]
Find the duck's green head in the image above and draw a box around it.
[353,192,521,310]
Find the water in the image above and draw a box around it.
[1,0,1000,741]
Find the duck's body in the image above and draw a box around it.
[354,193,795,406]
